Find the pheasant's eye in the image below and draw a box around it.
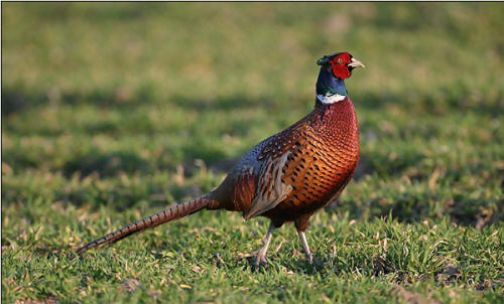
[336,58,343,64]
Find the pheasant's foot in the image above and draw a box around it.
[249,222,275,270]
[306,252,314,265]
[254,250,269,267]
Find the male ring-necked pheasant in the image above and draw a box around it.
[76,52,365,265]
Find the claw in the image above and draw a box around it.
[254,253,268,268]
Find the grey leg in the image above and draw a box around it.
[255,222,275,266]
[297,230,313,264]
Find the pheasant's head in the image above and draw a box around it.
[317,52,365,80]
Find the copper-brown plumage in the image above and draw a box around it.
[212,99,359,224]
[76,52,365,265]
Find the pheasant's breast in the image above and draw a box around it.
[273,99,360,217]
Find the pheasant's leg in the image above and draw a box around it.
[295,214,314,264]
[255,222,275,266]
[297,230,313,264]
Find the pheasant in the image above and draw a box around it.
[76,52,365,266]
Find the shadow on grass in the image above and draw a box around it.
[1,85,157,116]
[2,87,274,118]
[354,87,503,118]
[350,154,426,181]
[61,143,233,177]
[327,195,503,229]
[63,151,152,178]
[170,94,277,112]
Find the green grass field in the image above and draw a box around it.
[2,3,503,303]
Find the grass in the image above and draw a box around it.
[2,3,504,303]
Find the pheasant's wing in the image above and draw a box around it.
[243,124,315,219]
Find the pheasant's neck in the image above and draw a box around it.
[315,67,348,106]
[311,67,359,146]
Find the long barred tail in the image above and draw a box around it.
[76,197,215,254]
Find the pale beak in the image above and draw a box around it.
[348,58,365,69]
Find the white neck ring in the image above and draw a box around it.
[317,93,346,104]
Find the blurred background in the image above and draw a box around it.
[2,3,504,302]
[2,3,503,234]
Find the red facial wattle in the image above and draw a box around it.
[330,53,352,80]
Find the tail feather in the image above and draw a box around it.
[76,196,215,254]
